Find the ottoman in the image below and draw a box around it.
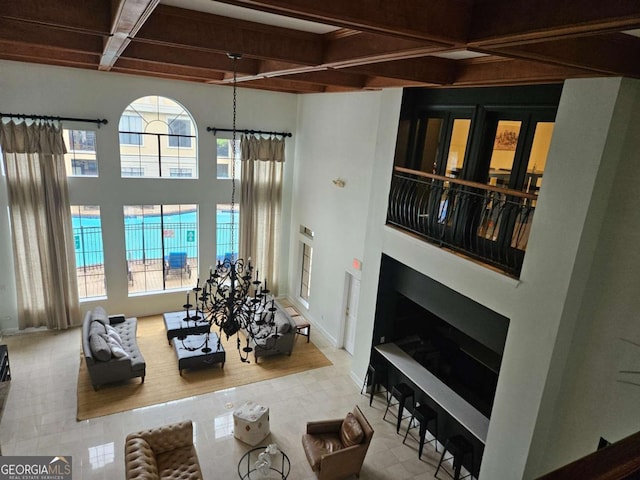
[233,401,270,446]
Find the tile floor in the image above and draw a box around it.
[0,321,462,479]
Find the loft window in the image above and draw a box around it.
[64,129,98,177]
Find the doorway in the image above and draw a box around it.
[342,273,360,355]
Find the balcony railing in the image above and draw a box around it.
[387,166,538,277]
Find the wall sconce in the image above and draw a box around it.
[332,179,346,188]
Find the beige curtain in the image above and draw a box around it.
[239,135,285,295]
[0,120,80,330]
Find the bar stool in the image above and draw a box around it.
[434,434,474,480]
[360,363,387,406]
[383,382,415,433]
[402,402,438,458]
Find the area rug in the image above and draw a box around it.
[77,315,332,420]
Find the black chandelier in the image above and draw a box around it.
[178,53,277,362]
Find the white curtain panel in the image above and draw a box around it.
[239,135,285,296]
[0,120,80,330]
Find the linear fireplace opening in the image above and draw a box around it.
[373,254,510,419]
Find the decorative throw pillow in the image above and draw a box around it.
[102,333,128,359]
[105,324,123,346]
[274,315,291,334]
[92,306,109,326]
[340,412,364,447]
[89,333,111,362]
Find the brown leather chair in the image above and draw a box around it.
[125,420,203,480]
[302,405,374,480]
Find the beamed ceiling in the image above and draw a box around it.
[1,0,639,94]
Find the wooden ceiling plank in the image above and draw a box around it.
[323,31,450,67]
[470,0,640,47]
[241,77,325,93]
[0,40,99,67]
[135,5,323,66]
[0,0,111,34]
[213,0,472,44]
[0,19,103,54]
[99,0,161,71]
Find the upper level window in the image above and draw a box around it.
[168,119,192,148]
[216,138,241,179]
[119,96,197,178]
[64,129,98,177]
[119,116,143,146]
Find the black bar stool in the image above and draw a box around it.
[383,382,415,433]
[402,402,438,458]
[360,363,387,406]
[434,434,474,480]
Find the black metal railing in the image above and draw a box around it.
[387,167,538,277]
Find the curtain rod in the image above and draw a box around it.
[0,112,108,127]
[207,126,292,138]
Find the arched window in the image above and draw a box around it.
[119,96,197,178]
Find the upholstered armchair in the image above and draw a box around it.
[302,405,374,480]
[125,420,202,480]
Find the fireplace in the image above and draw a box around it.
[373,255,509,419]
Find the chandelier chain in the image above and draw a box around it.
[230,54,238,257]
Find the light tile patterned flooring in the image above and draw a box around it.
[0,316,457,479]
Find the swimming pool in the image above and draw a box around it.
[73,210,237,268]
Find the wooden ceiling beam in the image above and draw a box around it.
[113,57,226,82]
[490,34,640,78]
[281,69,367,89]
[0,0,110,34]
[213,0,472,44]
[453,57,594,87]
[343,56,456,85]
[121,42,261,76]
[241,77,326,94]
[135,5,323,66]
[99,0,160,71]
[470,0,640,47]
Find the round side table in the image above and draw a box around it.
[238,446,290,479]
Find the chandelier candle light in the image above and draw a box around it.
[178,53,277,362]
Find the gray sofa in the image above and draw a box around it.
[82,307,146,390]
[242,299,297,363]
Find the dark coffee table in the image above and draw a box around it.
[172,332,225,375]
[163,310,210,344]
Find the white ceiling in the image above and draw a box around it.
[160,0,339,34]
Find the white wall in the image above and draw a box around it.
[0,60,297,331]
[525,77,640,477]
[288,89,402,346]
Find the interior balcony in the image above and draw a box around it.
[387,166,538,278]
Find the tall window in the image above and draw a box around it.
[124,204,198,294]
[299,226,314,305]
[64,129,98,177]
[216,138,241,179]
[300,243,313,303]
[216,204,239,260]
[119,96,197,178]
[71,205,106,299]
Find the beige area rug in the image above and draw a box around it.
[77,315,332,420]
